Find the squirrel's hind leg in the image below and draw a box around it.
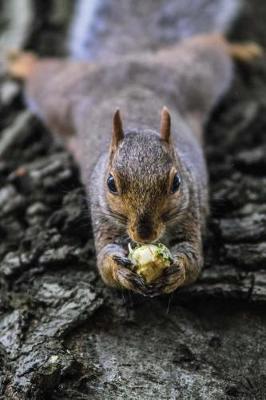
[7,52,81,139]
[226,42,263,62]
[6,51,39,80]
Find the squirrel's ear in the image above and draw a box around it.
[160,106,171,143]
[112,109,124,149]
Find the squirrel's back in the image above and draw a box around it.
[70,0,240,60]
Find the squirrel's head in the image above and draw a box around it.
[105,108,188,244]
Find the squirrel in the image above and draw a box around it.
[6,0,262,296]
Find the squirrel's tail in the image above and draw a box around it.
[69,0,241,61]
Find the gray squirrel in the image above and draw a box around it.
[7,0,262,296]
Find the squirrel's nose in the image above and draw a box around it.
[137,214,153,239]
[130,214,157,243]
[137,222,153,241]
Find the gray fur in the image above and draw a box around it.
[70,0,240,60]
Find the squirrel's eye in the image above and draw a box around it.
[171,173,181,193]
[107,174,118,194]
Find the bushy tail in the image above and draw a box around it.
[69,0,241,60]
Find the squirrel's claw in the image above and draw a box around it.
[107,254,146,294]
[98,246,148,294]
[113,257,160,296]
[115,265,146,294]
[148,263,186,295]
[113,255,133,268]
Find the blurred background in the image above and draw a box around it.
[0,0,265,61]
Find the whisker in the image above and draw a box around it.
[161,204,181,220]
[106,206,128,223]
[93,210,127,225]
[163,207,187,223]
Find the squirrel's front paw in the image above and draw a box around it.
[98,245,146,294]
[149,256,187,295]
